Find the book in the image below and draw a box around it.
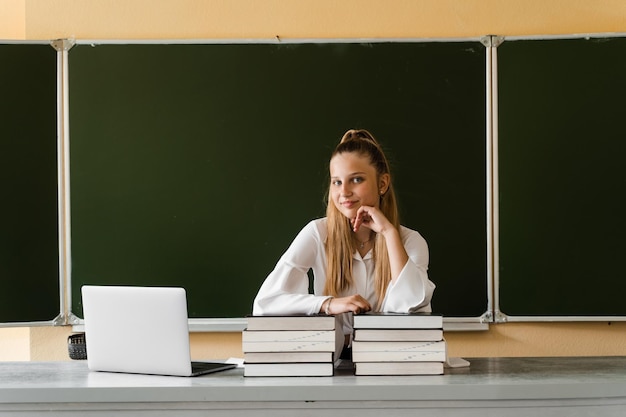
[352,350,446,363]
[352,312,443,329]
[353,328,443,342]
[243,362,334,377]
[355,361,444,376]
[242,328,343,353]
[246,314,339,331]
[351,340,447,362]
[243,351,333,364]
[352,340,446,352]
[242,330,336,343]
[242,339,339,353]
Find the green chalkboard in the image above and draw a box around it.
[498,37,626,317]
[68,42,488,319]
[0,44,59,323]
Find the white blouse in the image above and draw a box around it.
[252,218,435,334]
[252,218,436,335]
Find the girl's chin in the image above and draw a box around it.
[338,209,357,219]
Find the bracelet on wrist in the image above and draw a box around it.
[325,297,334,315]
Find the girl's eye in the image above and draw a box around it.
[332,180,342,186]
[352,177,363,183]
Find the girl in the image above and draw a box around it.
[252,129,435,340]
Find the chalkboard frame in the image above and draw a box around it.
[64,38,492,330]
[493,34,626,322]
[0,41,65,326]
[1,38,495,329]
[6,35,626,327]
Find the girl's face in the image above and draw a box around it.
[329,152,387,220]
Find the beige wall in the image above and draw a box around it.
[0,1,24,39]
[3,322,626,362]
[0,328,30,361]
[2,0,626,361]
[0,0,623,40]
[446,322,626,358]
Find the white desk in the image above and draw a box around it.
[1,357,626,416]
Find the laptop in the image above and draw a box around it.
[81,285,236,377]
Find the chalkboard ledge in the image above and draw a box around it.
[72,318,489,333]
[495,313,626,323]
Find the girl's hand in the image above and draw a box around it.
[326,294,372,315]
[351,205,392,234]
[352,205,409,285]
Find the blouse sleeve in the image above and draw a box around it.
[252,220,328,315]
[380,227,436,313]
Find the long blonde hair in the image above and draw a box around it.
[323,129,400,310]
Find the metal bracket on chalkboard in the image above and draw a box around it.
[52,312,81,326]
[480,35,505,48]
[494,310,509,323]
[50,39,75,52]
[479,311,494,323]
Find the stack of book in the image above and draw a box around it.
[351,312,446,376]
[242,315,343,377]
